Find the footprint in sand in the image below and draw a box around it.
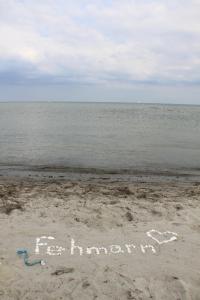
[149,276,192,300]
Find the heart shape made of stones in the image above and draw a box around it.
[146,229,178,245]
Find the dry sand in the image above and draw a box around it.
[0,176,200,299]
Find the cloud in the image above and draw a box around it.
[0,0,200,86]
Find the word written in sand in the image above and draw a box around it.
[35,230,178,256]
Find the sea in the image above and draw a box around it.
[0,102,200,178]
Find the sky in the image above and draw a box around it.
[0,0,200,104]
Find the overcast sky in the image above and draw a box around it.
[0,0,200,104]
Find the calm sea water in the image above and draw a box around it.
[0,102,200,174]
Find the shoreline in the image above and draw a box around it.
[1,164,200,183]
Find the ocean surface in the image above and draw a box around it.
[0,102,200,175]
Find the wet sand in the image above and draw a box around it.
[0,175,200,299]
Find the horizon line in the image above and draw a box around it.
[0,100,199,106]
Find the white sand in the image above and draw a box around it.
[0,178,200,299]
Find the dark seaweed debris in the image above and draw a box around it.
[0,184,24,214]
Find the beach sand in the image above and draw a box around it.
[0,176,200,299]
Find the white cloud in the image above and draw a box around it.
[0,0,200,85]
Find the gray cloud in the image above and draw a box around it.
[0,0,200,102]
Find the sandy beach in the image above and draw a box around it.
[0,175,200,300]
